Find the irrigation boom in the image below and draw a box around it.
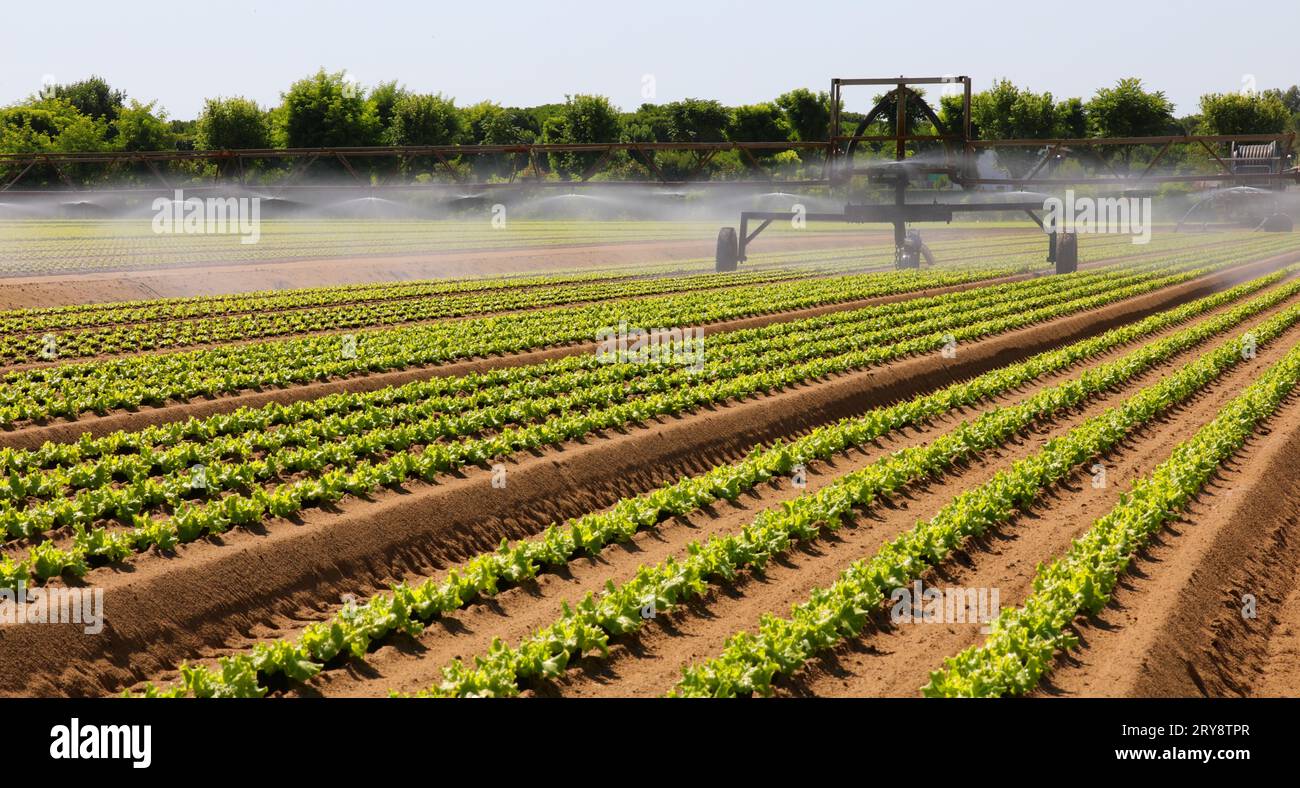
[718,76,1295,274]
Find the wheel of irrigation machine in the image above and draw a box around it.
[715,227,739,272]
[1260,213,1295,232]
[1055,231,1079,274]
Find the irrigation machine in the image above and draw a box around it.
[713,76,1297,274]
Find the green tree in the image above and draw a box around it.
[276,69,380,148]
[1086,78,1176,137]
[523,103,564,135]
[112,100,174,151]
[168,119,197,151]
[622,103,672,143]
[1277,86,1300,116]
[1198,91,1291,135]
[0,100,109,153]
[964,80,1070,176]
[658,98,730,174]
[386,93,465,179]
[462,102,535,178]
[0,100,108,186]
[2,105,67,144]
[369,80,408,139]
[938,93,973,139]
[541,94,623,177]
[620,104,670,178]
[387,93,465,146]
[728,103,788,142]
[1085,78,1176,169]
[728,103,790,174]
[464,101,535,145]
[774,88,830,143]
[1275,86,1300,132]
[51,76,125,124]
[1054,97,1087,138]
[195,97,270,150]
[970,79,1060,139]
[662,98,729,142]
[1174,113,1202,135]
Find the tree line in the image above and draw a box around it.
[2,70,1297,182]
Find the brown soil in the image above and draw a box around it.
[1,256,1289,697]
[1252,535,1300,696]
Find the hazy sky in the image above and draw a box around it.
[2,0,1296,120]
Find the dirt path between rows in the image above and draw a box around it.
[1252,517,1300,696]
[0,254,1288,697]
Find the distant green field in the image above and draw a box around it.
[0,218,1040,276]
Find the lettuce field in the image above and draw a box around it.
[2,221,1300,700]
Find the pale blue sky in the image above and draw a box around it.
[2,0,1296,120]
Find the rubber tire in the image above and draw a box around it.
[715,227,739,272]
[1261,213,1294,232]
[1055,232,1078,274]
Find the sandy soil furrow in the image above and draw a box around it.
[1253,529,1300,697]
